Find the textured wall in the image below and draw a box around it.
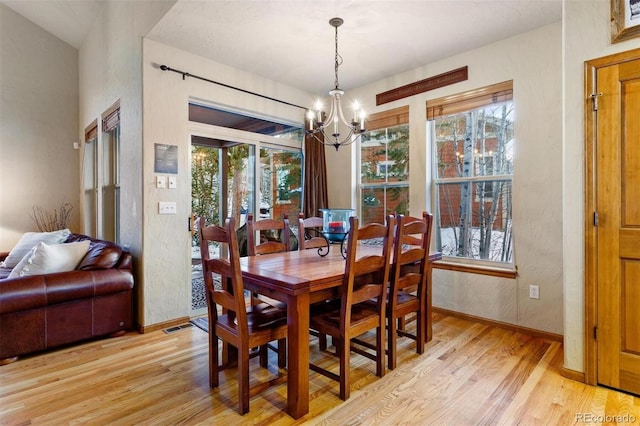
[78,0,175,326]
[0,4,79,250]
[141,39,312,326]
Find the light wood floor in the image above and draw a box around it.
[1,313,638,425]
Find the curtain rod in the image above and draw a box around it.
[159,64,308,111]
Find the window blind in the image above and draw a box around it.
[365,105,409,131]
[85,123,98,144]
[102,107,120,133]
[426,80,513,120]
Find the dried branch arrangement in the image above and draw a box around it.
[30,202,73,232]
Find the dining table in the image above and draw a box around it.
[239,243,442,419]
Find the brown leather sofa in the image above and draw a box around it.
[0,233,134,364]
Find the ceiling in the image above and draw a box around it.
[2,0,562,95]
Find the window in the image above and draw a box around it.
[83,122,98,237]
[101,107,120,244]
[82,103,121,244]
[359,106,409,224]
[429,81,514,264]
[260,145,302,220]
[189,102,303,231]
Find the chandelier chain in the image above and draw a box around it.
[334,24,343,90]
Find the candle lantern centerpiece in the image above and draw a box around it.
[320,208,356,243]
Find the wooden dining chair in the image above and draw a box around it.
[246,213,291,256]
[198,216,288,415]
[244,213,290,364]
[386,212,433,370]
[308,215,394,400]
[298,213,328,252]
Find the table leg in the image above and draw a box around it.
[286,292,310,419]
[426,261,433,342]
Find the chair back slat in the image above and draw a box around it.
[298,213,327,250]
[351,283,384,305]
[398,247,424,265]
[247,213,291,256]
[397,213,430,246]
[253,240,287,255]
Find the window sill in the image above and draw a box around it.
[432,260,517,279]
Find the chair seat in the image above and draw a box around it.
[394,291,419,309]
[310,303,380,331]
[310,299,341,316]
[217,302,287,333]
[253,294,287,311]
[362,290,418,313]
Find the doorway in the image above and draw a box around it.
[585,48,640,395]
[190,137,255,312]
[187,102,305,314]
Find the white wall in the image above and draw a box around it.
[78,0,175,325]
[0,4,79,250]
[333,23,564,336]
[141,39,312,326]
[562,0,640,372]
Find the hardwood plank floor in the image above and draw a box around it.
[1,313,638,425]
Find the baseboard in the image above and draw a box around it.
[432,307,563,342]
[138,316,190,334]
[560,367,585,383]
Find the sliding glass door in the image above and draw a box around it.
[188,101,303,314]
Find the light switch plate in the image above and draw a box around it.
[159,201,176,214]
[156,175,166,189]
[168,176,177,189]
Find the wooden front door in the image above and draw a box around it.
[588,51,640,395]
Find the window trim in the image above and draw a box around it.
[433,260,517,279]
[428,81,515,267]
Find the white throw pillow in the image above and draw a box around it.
[1,229,71,269]
[8,240,90,278]
[7,246,37,279]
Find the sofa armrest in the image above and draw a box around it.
[116,251,133,270]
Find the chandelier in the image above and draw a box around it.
[306,18,366,151]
